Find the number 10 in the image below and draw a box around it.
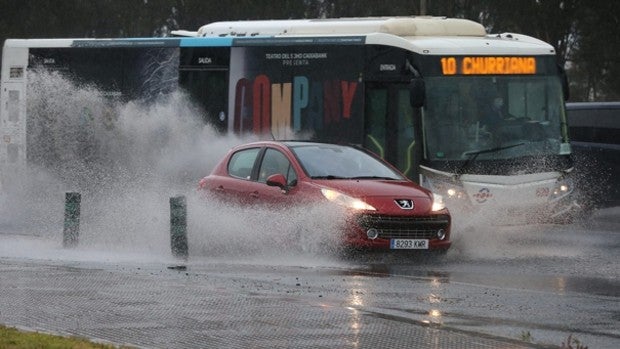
[441,57,457,75]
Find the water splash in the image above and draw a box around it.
[0,69,349,266]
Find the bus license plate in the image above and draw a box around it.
[390,239,429,249]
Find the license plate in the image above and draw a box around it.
[390,239,429,250]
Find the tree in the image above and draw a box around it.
[570,0,620,100]
[0,0,618,100]
[472,0,578,68]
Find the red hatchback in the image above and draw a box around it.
[199,141,451,252]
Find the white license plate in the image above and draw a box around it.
[390,239,429,250]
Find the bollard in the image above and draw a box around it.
[170,195,188,259]
[63,192,81,248]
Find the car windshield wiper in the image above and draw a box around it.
[349,176,398,180]
[310,175,348,180]
[456,142,526,179]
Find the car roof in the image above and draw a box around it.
[234,140,359,149]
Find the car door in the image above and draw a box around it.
[249,147,299,205]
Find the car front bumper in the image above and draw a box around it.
[342,213,452,251]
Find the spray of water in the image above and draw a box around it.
[444,198,594,262]
[187,192,348,264]
[0,69,347,266]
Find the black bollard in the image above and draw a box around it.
[170,195,188,259]
[63,192,81,248]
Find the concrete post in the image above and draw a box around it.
[170,195,188,259]
[63,192,81,248]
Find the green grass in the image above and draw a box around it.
[2,324,590,349]
[0,325,127,349]
[519,330,533,342]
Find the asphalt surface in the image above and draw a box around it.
[0,252,551,349]
[0,208,618,349]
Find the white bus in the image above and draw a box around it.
[1,16,577,222]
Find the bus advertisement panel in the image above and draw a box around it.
[227,38,365,142]
[31,40,180,101]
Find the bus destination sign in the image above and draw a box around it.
[440,56,537,75]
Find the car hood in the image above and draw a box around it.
[314,179,428,197]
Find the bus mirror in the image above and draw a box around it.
[409,78,425,108]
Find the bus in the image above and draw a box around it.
[0,16,577,222]
[566,102,620,209]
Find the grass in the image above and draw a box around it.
[2,324,590,349]
[560,334,589,349]
[519,330,533,342]
[0,325,127,349]
[517,331,589,349]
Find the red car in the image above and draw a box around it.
[199,141,451,252]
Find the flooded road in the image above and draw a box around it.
[0,207,618,349]
[361,213,619,298]
[330,209,620,348]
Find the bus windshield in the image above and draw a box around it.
[423,76,568,162]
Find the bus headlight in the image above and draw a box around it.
[445,186,467,199]
[550,178,574,201]
[426,178,467,201]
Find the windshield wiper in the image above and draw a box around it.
[349,176,398,180]
[455,142,526,179]
[310,175,348,180]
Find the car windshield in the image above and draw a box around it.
[290,144,404,180]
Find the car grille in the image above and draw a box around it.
[356,214,450,240]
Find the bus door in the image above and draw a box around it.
[179,69,228,133]
[364,82,420,180]
[179,47,230,133]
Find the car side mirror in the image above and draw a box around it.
[266,173,287,190]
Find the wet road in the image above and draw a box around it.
[0,208,618,348]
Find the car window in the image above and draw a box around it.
[228,148,260,179]
[258,148,297,185]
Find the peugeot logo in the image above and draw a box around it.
[395,199,414,210]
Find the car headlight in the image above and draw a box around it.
[431,193,446,211]
[321,188,376,211]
